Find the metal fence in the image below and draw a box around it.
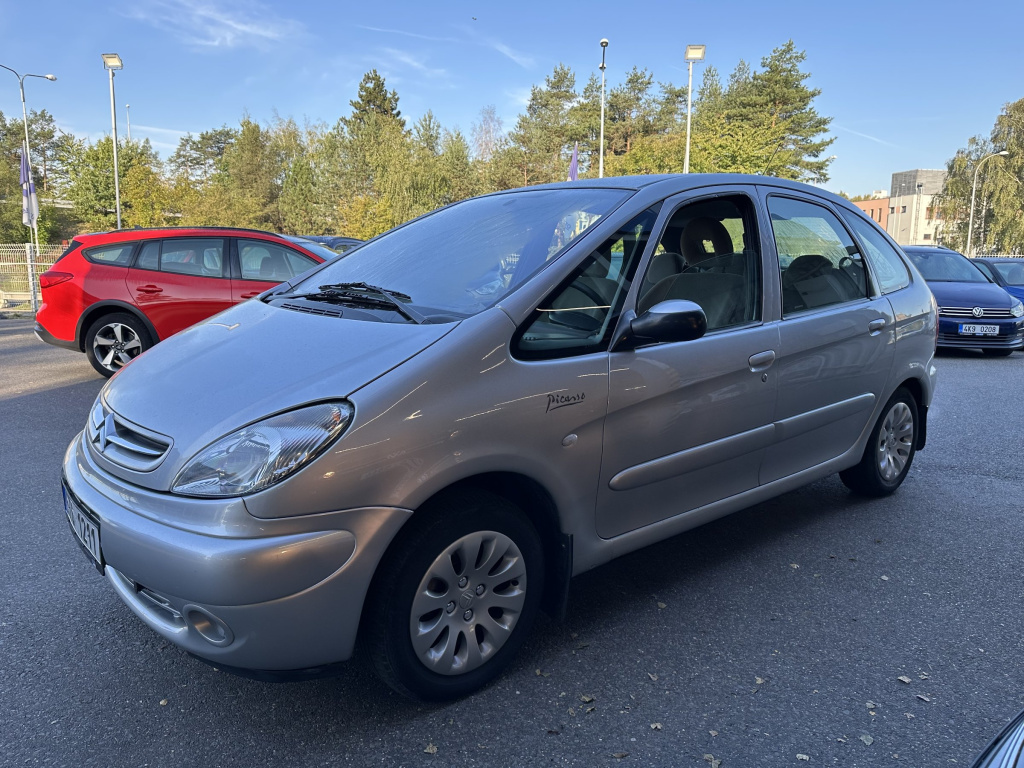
[0,244,64,313]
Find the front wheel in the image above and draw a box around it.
[840,387,918,497]
[362,490,544,701]
[84,313,152,378]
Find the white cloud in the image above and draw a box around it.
[125,0,305,49]
[833,124,898,148]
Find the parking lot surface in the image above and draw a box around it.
[2,316,1022,767]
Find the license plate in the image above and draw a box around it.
[958,324,999,336]
[63,485,102,567]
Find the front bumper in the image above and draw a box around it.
[937,316,1024,350]
[63,432,411,672]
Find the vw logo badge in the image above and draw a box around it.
[972,306,984,318]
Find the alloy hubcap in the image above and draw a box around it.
[409,530,527,676]
[93,323,142,371]
[876,402,914,482]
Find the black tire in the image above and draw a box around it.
[982,348,1015,357]
[84,312,152,378]
[840,387,918,497]
[362,489,545,702]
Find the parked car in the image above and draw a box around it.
[902,246,1024,356]
[62,175,938,701]
[35,227,332,377]
[973,257,1024,302]
[299,235,363,253]
[971,707,1024,767]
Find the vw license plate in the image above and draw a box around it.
[63,485,102,567]
[958,323,999,336]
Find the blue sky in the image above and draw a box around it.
[1,0,1021,196]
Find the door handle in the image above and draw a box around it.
[240,292,261,299]
[136,285,163,294]
[868,318,886,334]
[748,350,776,372]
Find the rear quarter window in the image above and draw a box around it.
[82,242,135,266]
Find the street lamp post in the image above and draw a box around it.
[967,150,1010,256]
[126,104,131,142]
[0,64,56,312]
[598,39,608,179]
[892,183,905,244]
[683,44,706,174]
[102,53,123,230]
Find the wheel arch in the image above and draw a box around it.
[76,301,160,352]
[895,375,927,450]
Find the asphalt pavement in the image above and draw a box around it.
[2,316,1023,767]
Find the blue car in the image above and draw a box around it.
[903,246,1024,356]
[973,257,1024,303]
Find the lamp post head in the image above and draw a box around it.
[44,74,56,81]
[102,53,123,71]
[684,44,706,62]
[996,150,1010,157]
[600,38,609,48]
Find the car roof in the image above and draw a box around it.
[76,226,292,241]
[519,173,856,208]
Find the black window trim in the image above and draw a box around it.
[80,240,141,267]
[765,192,877,319]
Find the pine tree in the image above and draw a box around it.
[346,70,404,129]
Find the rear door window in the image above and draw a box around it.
[768,196,868,316]
[133,239,225,278]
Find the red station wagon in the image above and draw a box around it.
[35,227,336,376]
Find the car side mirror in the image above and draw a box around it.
[612,300,708,351]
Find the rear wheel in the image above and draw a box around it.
[840,388,918,497]
[362,489,544,701]
[84,313,152,377]
[982,348,1014,357]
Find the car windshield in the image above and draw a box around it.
[990,261,1024,286]
[288,188,631,316]
[905,250,990,283]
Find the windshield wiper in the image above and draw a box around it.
[285,282,425,324]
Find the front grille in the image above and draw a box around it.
[281,302,345,318]
[87,401,171,472]
[938,332,1021,348]
[939,306,1016,319]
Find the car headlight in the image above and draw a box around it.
[172,402,353,497]
[1011,301,1024,318]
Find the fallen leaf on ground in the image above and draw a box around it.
[709,730,718,737]
[159,699,168,706]
[905,713,914,719]
[790,563,800,569]
[657,601,667,609]
[648,673,659,682]
[918,673,929,679]
[651,723,662,730]
[865,701,877,709]
[897,676,912,684]
[703,755,722,768]
[424,744,438,755]
[755,677,765,684]
[581,694,595,703]
[881,575,890,581]
[535,669,550,677]
[916,695,931,702]
[797,755,810,761]
[860,735,874,746]
[586,706,595,713]
[612,753,629,759]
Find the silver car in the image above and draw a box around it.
[63,175,938,701]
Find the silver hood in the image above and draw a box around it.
[93,300,457,490]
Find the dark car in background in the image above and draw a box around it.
[973,257,1024,303]
[903,245,1024,356]
[299,235,363,254]
[35,227,331,377]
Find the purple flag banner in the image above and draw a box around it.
[20,142,38,229]
[567,142,579,182]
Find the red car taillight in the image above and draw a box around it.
[39,271,73,289]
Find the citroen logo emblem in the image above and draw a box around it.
[95,412,115,451]
[973,306,984,318]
